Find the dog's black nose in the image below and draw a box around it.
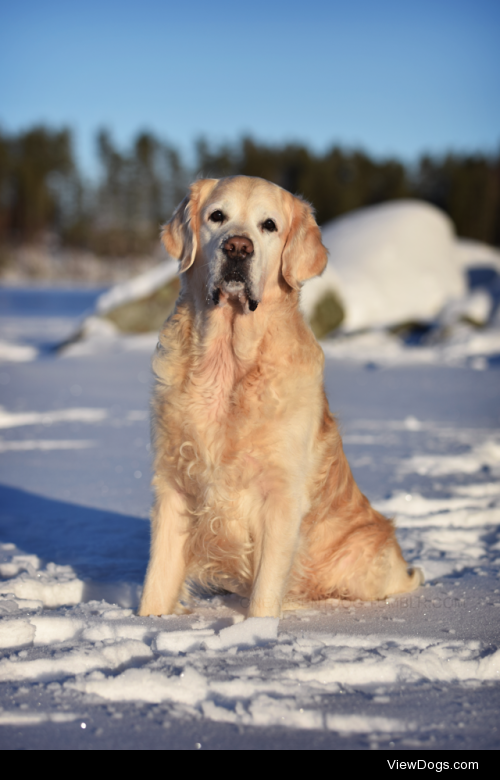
[223,235,254,260]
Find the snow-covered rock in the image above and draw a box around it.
[95,259,178,316]
[58,259,179,347]
[300,265,344,321]
[317,200,466,332]
[62,202,500,346]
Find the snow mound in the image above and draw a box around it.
[0,639,152,683]
[318,200,465,332]
[0,340,38,363]
[153,618,279,654]
[53,259,178,351]
[0,619,35,649]
[0,562,85,608]
[69,666,208,705]
[155,629,215,654]
[204,617,279,650]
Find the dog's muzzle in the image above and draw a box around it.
[212,235,259,311]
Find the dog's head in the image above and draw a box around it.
[162,176,327,312]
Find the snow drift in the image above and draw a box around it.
[314,200,466,332]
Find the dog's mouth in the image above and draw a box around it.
[212,262,259,312]
[212,285,259,312]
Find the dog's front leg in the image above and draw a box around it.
[138,486,189,616]
[248,491,305,618]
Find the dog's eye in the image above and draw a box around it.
[209,210,225,223]
[262,218,277,232]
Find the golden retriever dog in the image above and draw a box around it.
[139,176,423,618]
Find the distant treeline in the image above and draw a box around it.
[1,126,499,256]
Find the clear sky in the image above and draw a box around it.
[1,0,499,171]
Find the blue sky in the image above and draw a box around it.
[1,0,499,171]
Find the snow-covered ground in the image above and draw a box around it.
[0,289,499,750]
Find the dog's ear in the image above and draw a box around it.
[162,179,218,273]
[281,195,328,290]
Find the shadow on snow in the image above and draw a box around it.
[0,483,149,586]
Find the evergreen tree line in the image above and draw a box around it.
[0,126,498,257]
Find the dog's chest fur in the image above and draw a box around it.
[153,306,292,502]
[191,333,239,422]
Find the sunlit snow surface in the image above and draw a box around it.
[0,290,499,749]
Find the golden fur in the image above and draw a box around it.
[139,176,423,618]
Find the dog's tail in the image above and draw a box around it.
[407,566,425,590]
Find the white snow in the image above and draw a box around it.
[0,711,80,725]
[324,714,410,734]
[1,409,499,720]
[204,617,279,650]
[53,315,500,372]
[0,287,499,748]
[398,440,500,477]
[321,326,500,368]
[61,328,158,359]
[1,589,499,727]
[0,553,41,579]
[319,200,465,332]
[0,340,38,363]
[376,489,500,519]
[375,483,500,580]
[0,639,153,683]
[0,620,35,649]
[0,563,85,607]
[0,406,107,429]
[70,666,208,706]
[154,629,216,654]
[440,289,493,327]
[0,440,96,452]
[455,238,500,274]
